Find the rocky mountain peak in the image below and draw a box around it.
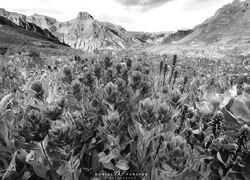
[0,8,11,16]
[77,12,93,20]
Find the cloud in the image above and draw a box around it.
[2,0,233,31]
[116,0,232,12]
[97,13,134,24]
[37,0,51,3]
[182,0,232,11]
[115,0,173,11]
[9,8,63,15]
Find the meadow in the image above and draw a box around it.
[0,50,250,180]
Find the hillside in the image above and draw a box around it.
[147,0,250,58]
[162,29,193,44]
[177,0,250,46]
[0,15,91,57]
[130,31,173,44]
[0,15,69,49]
[0,8,61,43]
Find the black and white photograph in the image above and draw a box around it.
[0,0,250,179]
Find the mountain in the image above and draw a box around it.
[147,0,250,58]
[0,14,70,52]
[56,12,143,51]
[0,8,61,43]
[0,9,143,51]
[162,29,193,44]
[175,0,250,47]
[130,31,173,44]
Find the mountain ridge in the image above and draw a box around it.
[0,8,144,51]
[0,15,70,55]
[176,0,250,46]
[147,0,250,58]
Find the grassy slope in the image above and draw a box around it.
[0,16,87,56]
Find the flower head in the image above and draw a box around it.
[17,110,50,142]
[103,110,120,135]
[168,88,182,107]
[138,98,157,129]
[158,133,189,173]
[130,71,142,91]
[157,102,173,123]
[104,82,119,104]
[31,81,44,100]
[47,120,76,160]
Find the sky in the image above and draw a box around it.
[1,0,233,32]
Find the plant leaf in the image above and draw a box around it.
[217,152,225,165]
[196,101,214,114]
[116,159,129,171]
[0,93,13,114]
[2,151,17,180]
[98,152,115,164]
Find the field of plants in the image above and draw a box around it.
[0,51,250,180]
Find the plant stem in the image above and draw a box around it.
[40,142,58,180]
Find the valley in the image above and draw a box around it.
[0,1,250,180]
